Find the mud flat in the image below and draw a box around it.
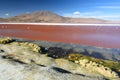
[0,23,120,49]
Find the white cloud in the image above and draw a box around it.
[26,12,30,14]
[81,15,120,20]
[98,6,120,9]
[82,11,103,15]
[73,11,80,15]
[5,13,9,16]
[63,11,120,20]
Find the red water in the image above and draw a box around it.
[0,24,120,49]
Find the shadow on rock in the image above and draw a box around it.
[52,67,71,74]
[46,47,73,58]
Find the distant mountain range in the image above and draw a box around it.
[0,11,120,23]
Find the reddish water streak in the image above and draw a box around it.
[0,24,120,49]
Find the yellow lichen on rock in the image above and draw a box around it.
[0,37,12,44]
[11,42,41,53]
[68,53,119,79]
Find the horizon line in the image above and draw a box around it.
[0,23,120,26]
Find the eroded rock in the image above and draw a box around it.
[0,39,119,80]
[68,53,120,79]
[0,37,12,44]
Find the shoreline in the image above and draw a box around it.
[3,36,120,62]
[0,22,120,26]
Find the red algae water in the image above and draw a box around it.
[0,24,120,49]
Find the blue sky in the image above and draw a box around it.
[0,0,120,20]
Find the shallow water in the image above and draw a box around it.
[0,24,120,49]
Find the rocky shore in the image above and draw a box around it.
[0,37,120,80]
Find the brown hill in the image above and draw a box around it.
[5,11,67,23]
[0,18,8,22]
[0,10,119,23]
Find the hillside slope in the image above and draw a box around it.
[0,11,119,23]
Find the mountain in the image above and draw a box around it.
[5,11,67,23]
[0,18,7,22]
[0,10,119,23]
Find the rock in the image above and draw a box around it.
[0,57,108,80]
[0,37,12,44]
[55,59,78,72]
[47,47,72,58]
[0,39,119,80]
[0,43,104,80]
[11,42,41,53]
[68,53,120,79]
[0,43,41,64]
[35,55,55,66]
